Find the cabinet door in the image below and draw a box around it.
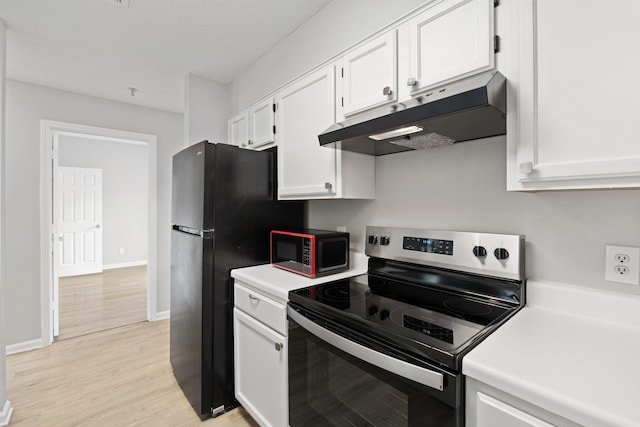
[249,98,275,149]
[234,308,287,427]
[506,0,640,190]
[476,392,554,427]
[342,31,397,116]
[228,111,249,148]
[275,64,337,198]
[406,0,495,95]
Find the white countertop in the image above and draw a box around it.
[230,251,369,304]
[463,279,640,427]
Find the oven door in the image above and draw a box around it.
[288,305,462,427]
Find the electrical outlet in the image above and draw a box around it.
[337,226,347,232]
[119,247,125,255]
[614,265,629,275]
[615,254,630,264]
[605,245,640,285]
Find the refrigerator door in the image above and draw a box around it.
[214,144,303,232]
[170,227,214,417]
[171,141,214,231]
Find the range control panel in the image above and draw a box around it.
[403,236,454,256]
[365,226,524,281]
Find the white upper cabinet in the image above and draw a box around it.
[504,0,640,190]
[340,30,397,117]
[228,110,249,147]
[276,64,375,200]
[399,0,496,101]
[276,65,337,198]
[227,98,276,150]
[249,98,276,149]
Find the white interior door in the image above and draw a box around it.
[56,167,103,277]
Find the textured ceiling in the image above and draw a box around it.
[0,0,332,112]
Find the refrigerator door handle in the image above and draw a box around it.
[172,224,214,239]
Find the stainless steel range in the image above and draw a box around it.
[287,226,525,427]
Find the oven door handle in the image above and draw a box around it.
[288,308,444,391]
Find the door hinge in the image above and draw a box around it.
[341,67,344,78]
[341,97,344,107]
[494,35,500,53]
[272,103,276,113]
[494,0,499,6]
[273,125,276,135]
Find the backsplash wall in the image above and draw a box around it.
[308,137,640,296]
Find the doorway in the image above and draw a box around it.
[41,121,158,345]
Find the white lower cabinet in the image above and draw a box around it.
[233,285,287,427]
[475,392,554,427]
[466,378,582,427]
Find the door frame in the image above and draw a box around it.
[40,120,158,345]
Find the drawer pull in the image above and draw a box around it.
[275,343,283,352]
[248,294,260,303]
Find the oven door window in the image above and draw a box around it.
[289,317,458,427]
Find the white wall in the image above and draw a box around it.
[230,0,640,297]
[184,74,229,146]
[58,135,148,267]
[5,80,182,346]
[308,138,640,296]
[0,17,10,425]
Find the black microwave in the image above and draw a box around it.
[270,229,349,278]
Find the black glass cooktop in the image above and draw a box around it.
[289,261,521,363]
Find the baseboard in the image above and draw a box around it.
[6,338,44,355]
[0,400,13,426]
[152,310,170,321]
[103,260,148,270]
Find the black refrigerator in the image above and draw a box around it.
[170,141,304,418]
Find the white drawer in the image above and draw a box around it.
[234,282,287,335]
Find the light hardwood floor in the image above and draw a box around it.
[58,265,148,340]
[7,319,258,427]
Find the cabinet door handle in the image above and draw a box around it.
[383,86,393,96]
[248,139,253,146]
[248,294,260,303]
[274,343,283,351]
[407,77,418,87]
[519,162,533,174]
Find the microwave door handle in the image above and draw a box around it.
[288,308,444,391]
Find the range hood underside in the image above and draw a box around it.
[323,105,506,156]
[319,71,507,156]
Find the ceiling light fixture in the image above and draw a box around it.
[368,125,424,141]
[128,87,138,96]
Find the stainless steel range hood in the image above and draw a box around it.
[318,71,506,156]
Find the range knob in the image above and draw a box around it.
[368,305,378,317]
[380,310,390,321]
[380,236,390,246]
[494,248,510,260]
[473,245,487,258]
[368,235,378,245]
